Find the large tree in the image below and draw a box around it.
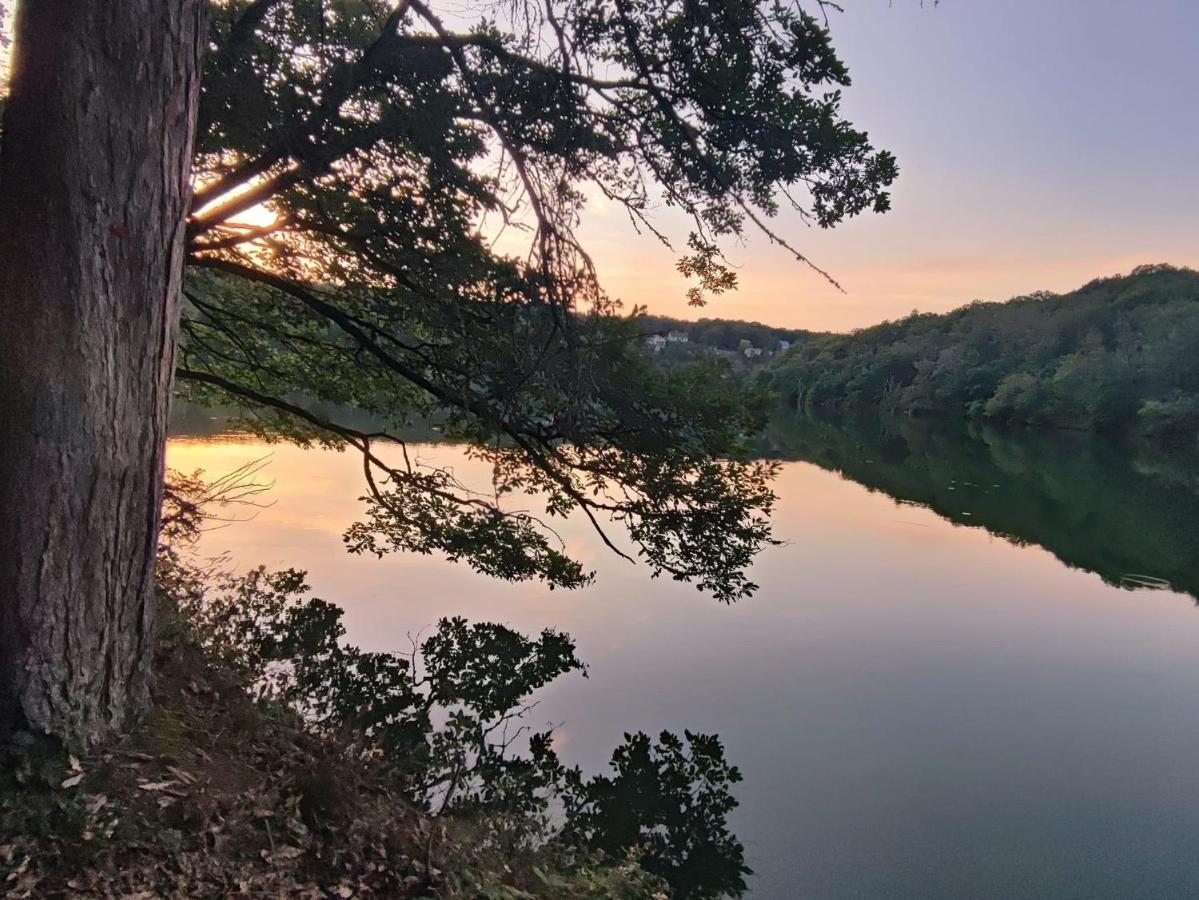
[0,1,207,747]
[0,0,895,746]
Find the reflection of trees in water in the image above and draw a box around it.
[175,403,1199,603]
[762,413,1199,603]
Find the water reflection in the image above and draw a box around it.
[168,414,1199,899]
[761,413,1199,602]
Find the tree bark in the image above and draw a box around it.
[0,0,206,747]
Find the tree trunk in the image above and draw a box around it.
[0,0,206,747]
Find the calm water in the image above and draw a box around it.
[167,414,1199,899]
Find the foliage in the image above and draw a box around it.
[177,0,896,600]
[454,847,671,899]
[759,265,1199,437]
[2,472,706,898]
[170,552,749,898]
[558,731,748,899]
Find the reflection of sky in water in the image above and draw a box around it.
[168,438,1199,899]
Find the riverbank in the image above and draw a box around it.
[1,470,744,900]
[0,597,667,899]
[0,605,430,896]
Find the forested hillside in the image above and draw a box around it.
[759,265,1199,437]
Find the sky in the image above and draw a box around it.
[3,1,1195,332]
[580,0,1199,331]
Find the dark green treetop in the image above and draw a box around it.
[760,265,1199,437]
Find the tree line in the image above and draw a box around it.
[759,265,1199,439]
[639,314,809,352]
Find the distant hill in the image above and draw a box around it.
[758,264,1199,438]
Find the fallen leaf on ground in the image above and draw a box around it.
[137,781,178,792]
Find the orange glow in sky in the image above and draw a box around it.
[8,0,1193,333]
[176,4,1198,334]
[576,2,1199,332]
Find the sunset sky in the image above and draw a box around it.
[3,1,1194,332]
[581,0,1199,331]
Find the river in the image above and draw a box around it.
[167,412,1199,899]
